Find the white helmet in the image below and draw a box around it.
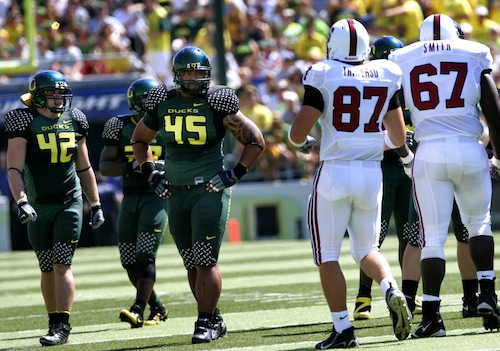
[419,14,459,41]
[326,18,370,62]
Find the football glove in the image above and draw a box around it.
[207,169,238,192]
[90,204,105,229]
[400,152,414,179]
[17,200,37,224]
[406,130,414,148]
[148,170,170,198]
[154,159,165,172]
[490,157,500,181]
[296,135,317,154]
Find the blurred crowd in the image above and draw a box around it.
[2,0,500,182]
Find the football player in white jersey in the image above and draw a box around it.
[289,19,413,348]
[389,13,500,338]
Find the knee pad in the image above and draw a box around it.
[193,241,217,267]
[421,245,445,260]
[461,216,493,239]
[36,249,53,272]
[119,242,137,268]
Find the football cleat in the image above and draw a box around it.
[353,296,371,320]
[462,294,480,318]
[212,308,227,340]
[39,322,71,346]
[120,306,144,328]
[192,319,214,344]
[411,316,446,338]
[315,326,359,349]
[386,286,412,340]
[144,305,168,326]
[477,292,500,330]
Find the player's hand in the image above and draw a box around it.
[148,170,170,198]
[489,157,500,181]
[17,200,37,224]
[207,169,237,193]
[405,130,414,148]
[296,135,317,154]
[90,204,105,229]
[400,151,414,179]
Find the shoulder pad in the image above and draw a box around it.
[102,116,124,141]
[144,84,169,111]
[70,108,89,131]
[206,86,239,115]
[4,108,34,133]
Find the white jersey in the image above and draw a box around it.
[388,39,492,141]
[303,59,402,161]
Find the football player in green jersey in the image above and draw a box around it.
[132,46,265,344]
[99,77,168,328]
[5,70,105,346]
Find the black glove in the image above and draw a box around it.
[154,159,165,171]
[296,135,317,154]
[208,169,237,192]
[17,200,37,224]
[148,170,170,198]
[90,203,105,229]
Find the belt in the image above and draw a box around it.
[171,184,205,190]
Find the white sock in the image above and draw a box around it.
[380,277,398,294]
[477,270,495,281]
[332,311,351,333]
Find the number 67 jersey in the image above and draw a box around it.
[388,39,492,142]
[303,58,402,162]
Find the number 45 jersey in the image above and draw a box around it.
[388,39,492,142]
[303,58,402,162]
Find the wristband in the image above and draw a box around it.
[90,201,101,207]
[492,156,500,168]
[400,152,414,164]
[233,162,248,180]
[384,132,398,149]
[287,129,306,148]
[17,196,28,205]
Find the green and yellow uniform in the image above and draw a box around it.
[102,115,167,268]
[143,85,236,269]
[4,107,88,271]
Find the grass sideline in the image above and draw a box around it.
[1,234,500,351]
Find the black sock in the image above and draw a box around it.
[198,312,213,322]
[402,280,419,299]
[358,284,372,298]
[462,279,478,298]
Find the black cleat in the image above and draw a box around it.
[411,316,446,338]
[39,323,71,346]
[212,308,227,340]
[192,319,214,344]
[462,294,480,318]
[315,326,359,349]
[353,297,371,320]
[477,292,500,331]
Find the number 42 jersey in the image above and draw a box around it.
[388,39,492,142]
[303,58,402,162]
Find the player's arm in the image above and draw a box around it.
[76,138,100,205]
[132,119,157,166]
[224,110,265,171]
[479,72,500,160]
[289,85,321,153]
[6,137,28,203]
[99,145,123,177]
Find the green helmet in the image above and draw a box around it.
[172,46,211,95]
[29,70,72,113]
[127,78,161,114]
[369,36,404,60]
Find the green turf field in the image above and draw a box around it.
[1,234,500,350]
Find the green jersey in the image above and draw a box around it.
[102,114,165,194]
[4,107,87,204]
[143,85,239,186]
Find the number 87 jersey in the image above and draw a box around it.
[302,58,402,162]
[388,38,492,142]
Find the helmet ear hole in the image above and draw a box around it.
[172,46,211,95]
